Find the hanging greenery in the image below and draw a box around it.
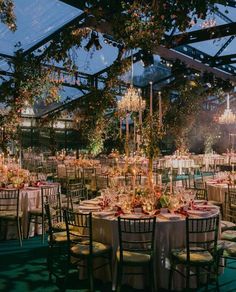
[159,61,233,152]
[0,0,16,31]
[78,0,229,50]
[39,27,91,71]
[0,0,232,155]
[142,113,165,159]
[0,51,62,146]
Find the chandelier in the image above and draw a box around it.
[118,53,145,113]
[118,87,145,112]
[218,93,236,124]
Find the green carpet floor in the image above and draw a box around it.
[1,237,236,292]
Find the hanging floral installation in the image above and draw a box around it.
[0,0,233,154]
[78,0,230,51]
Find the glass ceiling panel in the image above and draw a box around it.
[190,36,232,57]
[34,86,88,115]
[171,5,236,58]
[47,33,119,75]
[0,0,82,56]
[218,37,236,56]
[215,4,236,21]
[68,36,119,75]
[0,59,12,73]
[120,56,171,87]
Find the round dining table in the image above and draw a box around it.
[2,183,60,240]
[76,197,220,291]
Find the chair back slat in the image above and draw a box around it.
[225,187,236,222]
[195,188,207,200]
[64,209,92,246]
[118,217,156,254]
[41,184,62,220]
[186,214,219,260]
[67,183,88,210]
[0,189,20,215]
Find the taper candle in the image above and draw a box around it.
[150,81,153,117]
[158,91,162,127]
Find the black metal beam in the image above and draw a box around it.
[0,70,13,77]
[223,0,236,8]
[211,53,236,65]
[209,3,235,58]
[59,0,86,9]
[38,90,93,118]
[173,45,236,76]
[214,35,235,58]
[155,45,236,80]
[166,22,236,48]
[0,53,13,60]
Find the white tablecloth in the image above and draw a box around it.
[2,183,60,239]
[91,212,219,291]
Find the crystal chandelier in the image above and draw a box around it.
[218,93,236,124]
[118,87,145,112]
[118,54,145,113]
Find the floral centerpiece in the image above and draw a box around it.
[108,149,120,159]
[0,165,30,188]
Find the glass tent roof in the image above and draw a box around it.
[0,0,82,56]
[0,1,235,76]
[48,34,120,75]
[189,4,236,61]
[0,0,235,117]
[169,3,236,71]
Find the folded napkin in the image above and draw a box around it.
[187,209,211,217]
[78,205,101,211]
[114,206,124,217]
[159,213,181,221]
[93,211,114,218]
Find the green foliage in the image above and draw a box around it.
[0,51,62,144]
[87,116,107,156]
[159,65,233,151]
[77,0,229,50]
[142,114,164,159]
[0,0,232,154]
[0,0,16,31]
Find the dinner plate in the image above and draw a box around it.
[160,213,182,221]
[93,211,114,218]
[78,205,101,211]
[121,214,150,219]
[187,210,211,217]
[194,200,207,205]
[80,200,100,205]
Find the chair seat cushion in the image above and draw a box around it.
[28,208,42,215]
[0,210,23,219]
[221,220,236,232]
[116,249,151,263]
[50,231,67,243]
[52,222,67,231]
[221,230,236,242]
[49,230,82,243]
[171,247,213,264]
[71,240,111,256]
[222,241,236,257]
